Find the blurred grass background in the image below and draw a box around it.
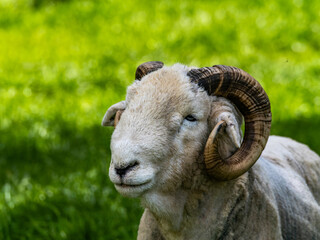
[0,0,319,239]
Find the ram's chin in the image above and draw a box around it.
[114,181,153,198]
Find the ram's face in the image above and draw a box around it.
[104,62,271,191]
[108,66,211,197]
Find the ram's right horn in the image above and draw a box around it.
[188,65,272,181]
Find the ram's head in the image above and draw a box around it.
[102,62,271,198]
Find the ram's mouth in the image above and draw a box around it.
[114,180,152,197]
[116,179,152,187]
[115,182,148,188]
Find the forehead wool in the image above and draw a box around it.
[125,64,208,121]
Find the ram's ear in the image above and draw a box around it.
[209,97,243,159]
[101,101,126,127]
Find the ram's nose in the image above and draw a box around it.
[115,161,139,178]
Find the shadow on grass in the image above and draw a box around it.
[0,119,142,240]
[0,117,113,185]
[32,0,73,9]
[271,115,320,155]
[0,187,141,240]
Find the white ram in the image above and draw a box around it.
[102,62,320,240]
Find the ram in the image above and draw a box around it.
[102,62,320,240]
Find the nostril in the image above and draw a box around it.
[115,168,126,177]
[115,161,139,177]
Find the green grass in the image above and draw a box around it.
[0,0,319,239]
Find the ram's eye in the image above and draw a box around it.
[185,115,197,122]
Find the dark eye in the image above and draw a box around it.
[185,115,197,122]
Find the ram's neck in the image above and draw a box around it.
[140,164,250,238]
[140,157,209,230]
[141,189,188,230]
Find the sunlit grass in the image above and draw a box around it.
[0,0,319,239]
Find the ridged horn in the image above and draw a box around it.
[187,65,272,181]
[135,61,164,80]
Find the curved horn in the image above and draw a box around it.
[187,65,272,181]
[135,61,164,80]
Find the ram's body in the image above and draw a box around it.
[102,63,320,240]
[138,136,320,239]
